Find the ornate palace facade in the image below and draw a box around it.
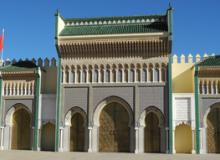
[0,7,219,154]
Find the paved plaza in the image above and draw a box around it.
[0,151,219,160]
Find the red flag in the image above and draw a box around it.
[0,34,3,52]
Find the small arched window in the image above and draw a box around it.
[142,68,147,82]
[101,69,104,83]
[65,68,69,83]
[124,69,128,82]
[130,69,135,82]
[88,70,92,83]
[94,70,99,83]
[118,69,122,82]
[136,69,141,82]
[72,70,75,83]
[82,70,87,83]
[149,67,153,82]
[77,70,81,83]
[106,69,110,82]
[112,69,116,82]
[155,68,159,82]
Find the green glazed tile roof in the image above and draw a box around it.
[59,14,168,36]
[0,61,37,73]
[199,56,220,66]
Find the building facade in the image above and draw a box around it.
[0,7,219,154]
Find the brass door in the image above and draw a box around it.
[207,107,220,153]
[41,123,55,151]
[99,102,130,152]
[12,108,31,150]
[144,112,160,153]
[70,113,85,151]
[175,124,192,153]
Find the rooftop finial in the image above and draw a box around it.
[168,1,173,10]
[55,9,60,16]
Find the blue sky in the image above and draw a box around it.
[0,0,219,60]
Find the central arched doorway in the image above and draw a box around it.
[41,122,55,151]
[70,112,85,151]
[99,102,130,152]
[207,106,220,153]
[145,112,160,153]
[11,107,31,150]
[175,124,192,153]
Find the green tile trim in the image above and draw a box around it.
[199,56,220,66]
[194,65,200,154]
[64,14,166,24]
[55,57,61,152]
[33,67,41,150]
[59,22,168,36]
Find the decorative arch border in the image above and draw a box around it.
[139,106,165,128]
[91,96,134,152]
[137,106,166,153]
[93,96,133,127]
[203,102,220,128]
[64,106,87,127]
[5,103,32,126]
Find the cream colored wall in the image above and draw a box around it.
[172,55,195,93]
[41,67,57,94]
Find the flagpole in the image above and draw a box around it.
[1,28,4,61]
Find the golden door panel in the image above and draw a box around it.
[12,108,31,150]
[70,113,85,152]
[99,102,130,152]
[144,112,160,153]
[207,107,220,153]
[41,123,55,151]
[175,124,192,153]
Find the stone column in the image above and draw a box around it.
[115,69,118,83]
[211,81,214,95]
[91,125,99,152]
[152,67,155,82]
[134,69,137,83]
[86,70,89,83]
[63,125,70,151]
[135,127,139,153]
[159,68,162,83]
[109,69,112,83]
[68,70,72,83]
[140,68,143,83]
[0,126,4,150]
[80,69,83,83]
[173,129,176,153]
[98,69,101,83]
[215,81,218,94]
[59,127,64,152]
[202,81,205,94]
[122,69,124,83]
[192,130,196,154]
[103,69,106,83]
[147,67,150,82]
[138,126,145,153]
[88,126,92,152]
[206,81,209,94]
[127,68,130,83]
[74,71,77,84]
